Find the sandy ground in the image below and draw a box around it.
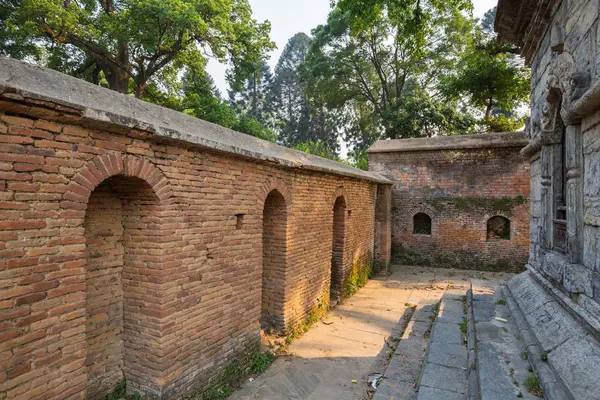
[228,265,510,400]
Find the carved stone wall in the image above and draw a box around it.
[501,0,600,329]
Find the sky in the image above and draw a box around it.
[207,0,499,95]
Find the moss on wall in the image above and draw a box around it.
[342,251,375,298]
[425,195,526,212]
[392,244,525,273]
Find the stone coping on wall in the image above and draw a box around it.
[0,57,391,185]
[367,131,529,154]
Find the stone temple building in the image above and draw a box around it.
[495,0,600,398]
[0,58,392,399]
[368,132,531,273]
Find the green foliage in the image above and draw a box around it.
[283,298,330,348]
[3,0,274,98]
[441,7,530,131]
[541,352,548,362]
[106,380,127,400]
[198,349,273,400]
[302,1,477,150]
[482,114,527,133]
[524,373,543,397]
[347,149,369,171]
[232,115,277,142]
[342,254,373,297]
[496,299,506,305]
[270,33,340,155]
[294,140,338,160]
[459,318,468,334]
[249,351,275,374]
[105,380,147,400]
[229,60,274,125]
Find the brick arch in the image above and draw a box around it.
[482,212,513,241]
[62,153,173,209]
[332,186,349,209]
[257,178,291,207]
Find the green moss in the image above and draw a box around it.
[283,298,330,348]
[105,379,147,400]
[459,318,468,334]
[192,344,268,399]
[426,195,527,212]
[342,252,374,298]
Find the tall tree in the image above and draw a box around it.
[228,60,273,125]
[302,0,475,151]
[442,7,530,132]
[183,70,276,141]
[270,33,312,147]
[270,32,341,155]
[1,0,274,98]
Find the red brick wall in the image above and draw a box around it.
[369,146,530,271]
[0,104,378,399]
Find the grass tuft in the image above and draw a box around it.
[524,373,544,397]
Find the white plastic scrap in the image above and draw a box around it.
[368,373,384,389]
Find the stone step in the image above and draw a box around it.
[373,299,438,400]
[502,270,600,400]
[415,291,469,400]
[469,281,540,400]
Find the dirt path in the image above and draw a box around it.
[229,265,509,400]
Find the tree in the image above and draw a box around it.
[294,140,338,160]
[270,33,312,146]
[1,0,274,98]
[442,7,530,132]
[182,70,276,141]
[228,60,274,125]
[302,1,475,151]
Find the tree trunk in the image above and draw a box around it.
[101,62,130,94]
[485,97,493,119]
[135,82,147,99]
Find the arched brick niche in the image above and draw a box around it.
[330,194,347,302]
[413,212,432,235]
[486,215,512,241]
[66,154,173,398]
[260,180,290,334]
[62,153,173,209]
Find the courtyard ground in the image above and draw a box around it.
[229,265,510,400]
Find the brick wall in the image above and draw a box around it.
[369,138,530,272]
[0,86,387,398]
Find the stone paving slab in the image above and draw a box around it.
[373,379,416,400]
[419,363,467,394]
[416,386,466,400]
[230,266,508,400]
[425,342,467,369]
[474,284,543,400]
[430,321,463,345]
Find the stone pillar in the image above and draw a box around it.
[540,142,554,250]
[374,184,392,274]
[565,123,584,263]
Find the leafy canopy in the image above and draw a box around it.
[441,6,530,131]
[1,0,275,97]
[302,0,476,150]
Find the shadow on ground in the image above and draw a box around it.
[228,265,510,400]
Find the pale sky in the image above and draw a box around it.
[207,0,499,95]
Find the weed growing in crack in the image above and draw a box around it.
[524,373,543,397]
